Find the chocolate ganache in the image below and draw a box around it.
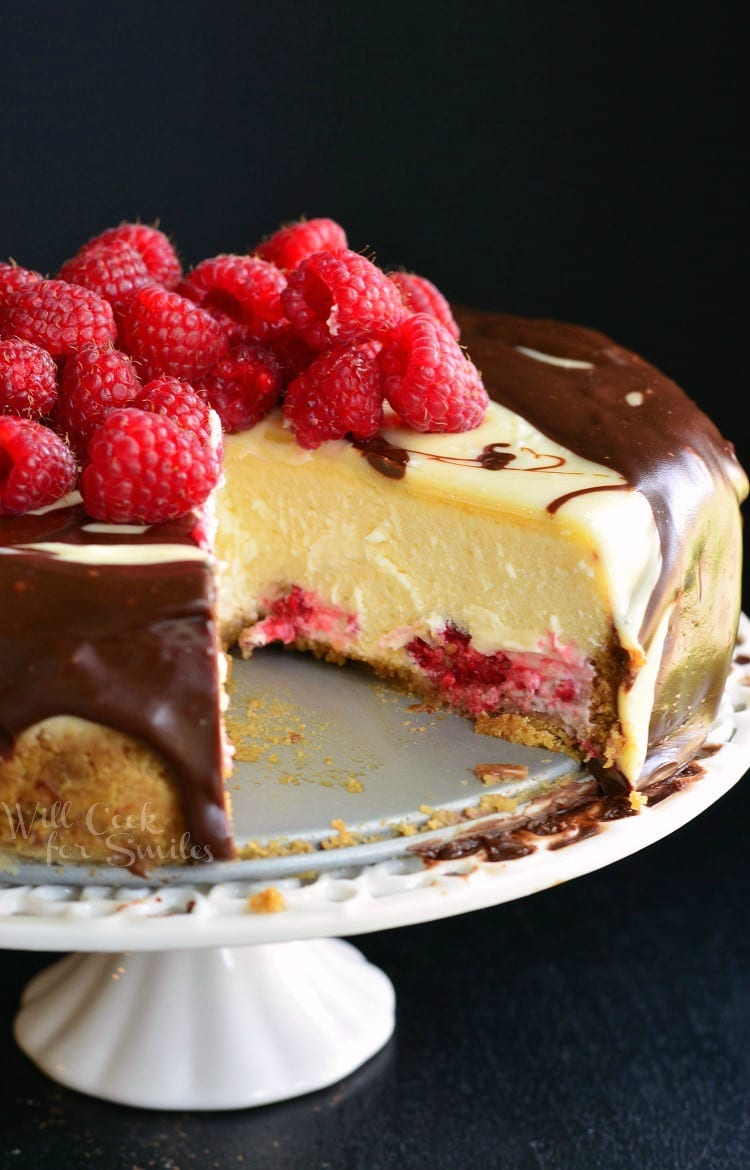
[0,500,233,860]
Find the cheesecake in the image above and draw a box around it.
[0,221,746,867]
[219,306,747,794]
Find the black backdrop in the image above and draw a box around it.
[1,5,749,1169]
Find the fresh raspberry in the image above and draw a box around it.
[283,340,384,449]
[58,239,152,309]
[263,325,319,385]
[54,343,142,456]
[0,339,59,419]
[388,271,460,339]
[0,263,43,308]
[377,313,489,432]
[254,217,348,270]
[0,417,77,515]
[137,376,213,444]
[197,343,283,434]
[118,285,228,382]
[80,407,221,524]
[281,248,407,351]
[0,279,116,358]
[82,223,182,289]
[178,255,287,345]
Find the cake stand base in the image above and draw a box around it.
[13,939,396,1110]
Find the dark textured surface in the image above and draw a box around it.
[1,769,749,1170]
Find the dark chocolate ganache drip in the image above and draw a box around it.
[0,502,233,862]
[453,306,746,649]
[452,306,748,788]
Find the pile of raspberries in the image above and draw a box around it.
[0,217,488,523]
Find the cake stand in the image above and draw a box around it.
[2,618,750,1111]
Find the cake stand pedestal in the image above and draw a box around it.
[14,939,395,1110]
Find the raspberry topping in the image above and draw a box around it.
[0,417,77,515]
[54,343,142,456]
[378,313,489,432]
[281,248,407,351]
[283,340,384,449]
[388,271,460,339]
[197,343,283,434]
[137,376,214,444]
[0,214,489,522]
[0,339,59,419]
[263,324,319,386]
[0,279,116,358]
[178,254,288,345]
[118,285,228,382]
[59,239,152,309]
[80,407,221,524]
[82,223,182,289]
[255,217,348,270]
[0,263,43,308]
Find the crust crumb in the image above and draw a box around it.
[473,762,529,785]
[248,887,287,914]
[629,789,647,811]
[321,818,362,849]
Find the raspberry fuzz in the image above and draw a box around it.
[281,248,406,351]
[197,343,283,434]
[83,223,182,289]
[138,376,214,444]
[255,217,348,270]
[178,255,288,345]
[0,417,77,515]
[388,271,460,339]
[59,239,152,310]
[55,343,142,457]
[0,338,59,419]
[378,313,489,432]
[0,279,116,358]
[118,285,228,382]
[80,408,221,524]
[283,341,384,449]
[0,263,43,308]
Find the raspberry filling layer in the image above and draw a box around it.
[240,586,359,653]
[406,624,594,730]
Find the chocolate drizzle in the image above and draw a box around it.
[546,482,631,514]
[353,436,565,476]
[479,443,516,470]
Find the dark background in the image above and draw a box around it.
[1,3,748,1168]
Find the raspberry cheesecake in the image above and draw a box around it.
[0,218,746,865]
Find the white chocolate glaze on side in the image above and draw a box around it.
[0,542,211,566]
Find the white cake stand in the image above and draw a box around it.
[2,621,750,1111]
